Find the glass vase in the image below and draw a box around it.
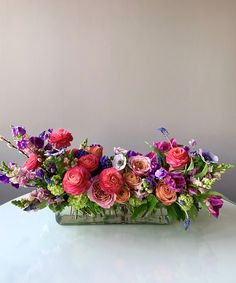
[55,206,171,225]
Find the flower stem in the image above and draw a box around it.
[0,135,29,158]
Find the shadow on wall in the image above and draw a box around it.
[0,184,33,205]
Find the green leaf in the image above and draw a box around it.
[147,195,158,215]
[195,190,225,202]
[186,158,194,172]
[188,204,198,221]
[131,203,148,220]
[38,201,47,210]
[195,163,208,179]
[80,138,88,149]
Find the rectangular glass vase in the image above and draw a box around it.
[55,206,171,225]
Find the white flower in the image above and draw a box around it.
[112,154,127,171]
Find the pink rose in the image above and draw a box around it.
[78,153,99,172]
[128,155,151,176]
[49,129,73,148]
[166,147,190,169]
[99,168,123,194]
[23,154,40,171]
[62,166,90,195]
[88,177,116,208]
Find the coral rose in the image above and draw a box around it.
[99,168,123,194]
[78,153,99,172]
[88,177,116,208]
[155,183,177,206]
[128,155,151,176]
[23,154,40,171]
[87,145,103,159]
[116,186,130,204]
[123,171,142,189]
[49,128,73,149]
[166,147,190,169]
[62,166,90,195]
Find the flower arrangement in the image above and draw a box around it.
[0,126,233,229]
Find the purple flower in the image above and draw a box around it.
[155,168,168,179]
[100,156,112,169]
[11,126,26,137]
[183,145,190,152]
[163,172,186,192]
[184,218,190,230]
[44,148,66,157]
[199,149,219,164]
[39,129,53,141]
[153,138,177,152]
[75,149,89,159]
[146,152,159,174]
[16,139,28,150]
[0,174,10,184]
[29,137,44,149]
[157,127,169,136]
[206,196,223,218]
[127,150,141,158]
[36,168,44,179]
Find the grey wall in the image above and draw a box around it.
[0,0,235,205]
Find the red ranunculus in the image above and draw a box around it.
[23,154,40,171]
[62,166,90,195]
[49,129,73,149]
[99,168,123,194]
[78,153,99,172]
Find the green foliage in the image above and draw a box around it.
[195,163,209,179]
[80,138,88,149]
[131,203,148,220]
[178,194,194,211]
[12,199,31,209]
[68,194,89,211]
[48,184,64,196]
[49,202,67,213]
[214,163,234,173]
[167,203,185,222]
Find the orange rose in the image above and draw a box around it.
[87,145,103,159]
[123,171,142,189]
[116,186,130,204]
[166,147,189,169]
[155,183,177,206]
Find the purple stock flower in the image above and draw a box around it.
[11,126,26,137]
[206,196,223,218]
[29,137,44,149]
[39,129,53,141]
[146,152,159,174]
[199,149,219,164]
[153,138,177,152]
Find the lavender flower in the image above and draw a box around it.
[127,150,141,158]
[189,139,197,147]
[155,168,168,179]
[199,149,219,164]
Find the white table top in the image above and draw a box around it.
[0,196,236,283]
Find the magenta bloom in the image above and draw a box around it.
[153,138,177,152]
[163,172,186,192]
[206,196,224,218]
[88,177,116,208]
